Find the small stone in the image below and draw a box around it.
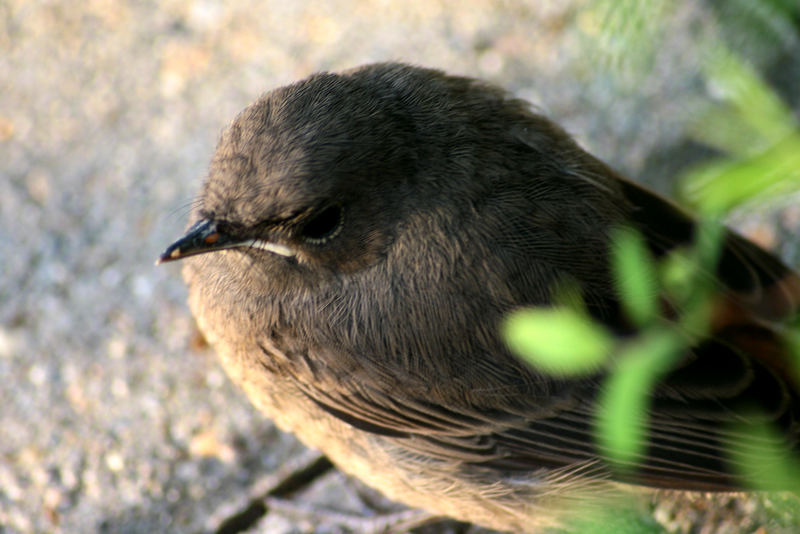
[105,452,125,472]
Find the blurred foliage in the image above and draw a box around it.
[595,330,682,467]
[680,45,800,214]
[504,307,612,376]
[560,499,666,534]
[728,422,800,492]
[505,216,728,467]
[611,227,658,328]
[577,0,671,82]
[506,0,800,531]
[708,0,800,59]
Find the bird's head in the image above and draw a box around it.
[158,63,479,276]
[158,62,620,297]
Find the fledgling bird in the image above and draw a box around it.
[158,63,800,532]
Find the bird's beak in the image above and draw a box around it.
[156,218,294,265]
[156,219,232,265]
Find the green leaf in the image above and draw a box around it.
[549,276,589,316]
[504,307,613,376]
[658,219,721,336]
[699,46,796,151]
[692,217,726,272]
[728,422,800,492]
[596,330,684,466]
[681,44,800,215]
[680,134,800,214]
[560,498,666,534]
[611,227,659,327]
[659,247,695,303]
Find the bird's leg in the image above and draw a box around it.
[264,497,445,533]
[210,451,334,533]
[209,449,467,533]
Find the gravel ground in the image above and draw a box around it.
[2,1,799,533]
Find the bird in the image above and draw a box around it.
[158,63,800,532]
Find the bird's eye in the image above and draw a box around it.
[299,204,344,244]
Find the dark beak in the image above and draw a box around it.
[156,219,236,265]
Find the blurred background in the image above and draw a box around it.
[1,1,799,532]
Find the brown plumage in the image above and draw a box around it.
[158,63,800,532]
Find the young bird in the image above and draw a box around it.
[159,63,800,532]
